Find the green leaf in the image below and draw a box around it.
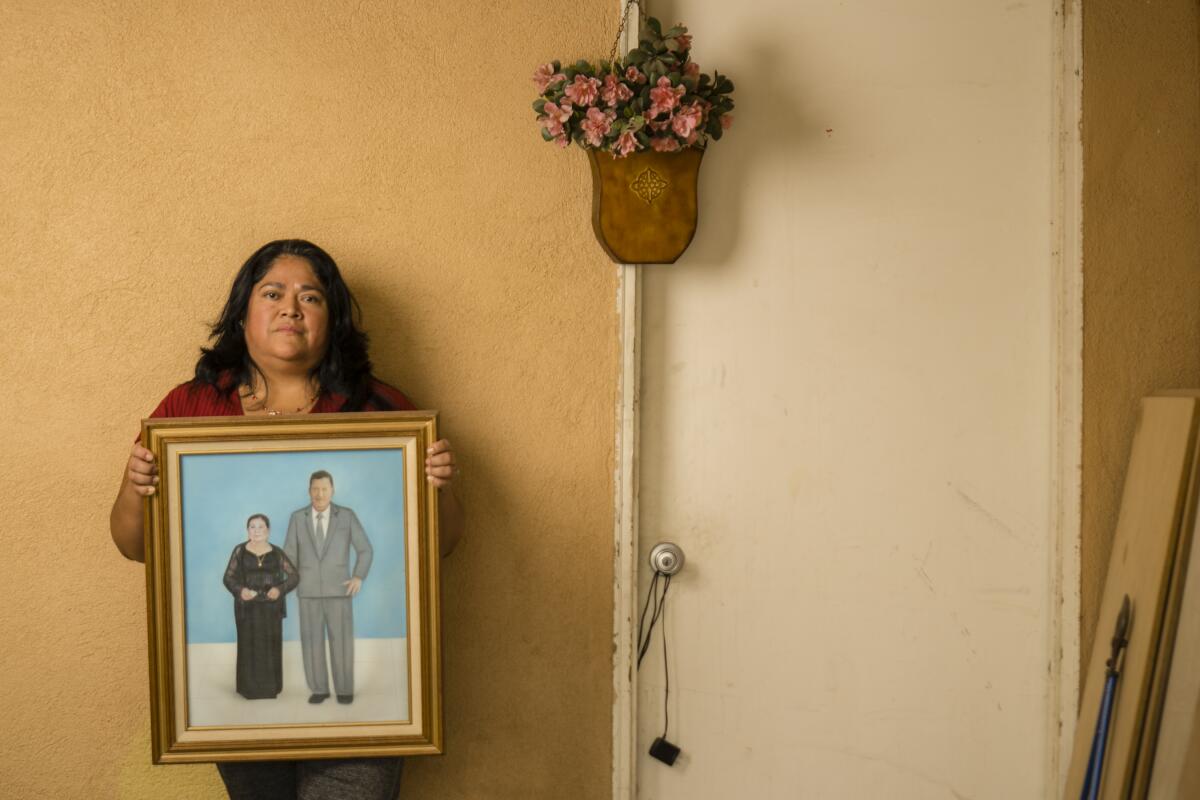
[667,72,681,84]
[665,39,681,53]
[635,131,651,146]
[630,115,645,130]
[564,67,577,80]
[626,49,647,65]
[663,26,686,38]
[712,127,723,141]
[623,106,634,118]
[575,60,590,72]
[533,99,547,113]
[541,128,554,142]
[645,17,663,37]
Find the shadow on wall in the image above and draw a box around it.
[350,263,508,542]
[690,35,816,266]
[645,4,818,266]
[352,275,417,385]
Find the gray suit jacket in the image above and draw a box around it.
[282,503,373,598]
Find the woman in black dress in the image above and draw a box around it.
[222,513,300,700]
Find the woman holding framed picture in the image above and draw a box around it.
[110,239,464,800]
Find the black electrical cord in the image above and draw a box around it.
[660,574,671,738]
[636,571,673,738]
[636,571,660,665]
[638,572,671,666]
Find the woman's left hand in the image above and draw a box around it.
[266,587,280,600]
[425,439,457,489]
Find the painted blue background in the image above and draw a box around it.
[181,448,408,643]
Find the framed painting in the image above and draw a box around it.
[141,411,442,763]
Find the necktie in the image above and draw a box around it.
[317,512,326,545]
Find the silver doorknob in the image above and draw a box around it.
[649,542,685,576]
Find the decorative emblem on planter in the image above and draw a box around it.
[532,5,735,264]
[630,168,668,204]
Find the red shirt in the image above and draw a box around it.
[147,377,415,419]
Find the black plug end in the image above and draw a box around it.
[649,736,681,766]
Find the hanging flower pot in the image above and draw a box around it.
[588,147,703,264]
[532,9,734,264]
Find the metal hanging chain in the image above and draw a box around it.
[608,0,642,65]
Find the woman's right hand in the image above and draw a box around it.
[126,444,159,496]
[240,588,258,601]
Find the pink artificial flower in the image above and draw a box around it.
[685,131,699,146]
[532,63,566,93]
[614,129,640,157]
[625,66,648,84]
[581,107,616,147]
[684,61,700,80]
[650,136,681,152]
[539,100,573,137]
[648,76,686,118]
[554,134,570,148]
[564,74,601,107]
[647,118,671,133]
[671,103,703,139]
[601,74,634,107]
[544,100,573,123]
[675,32,692,50]
[721,114,734,130]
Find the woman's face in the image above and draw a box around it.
[247,517,269,544]
[243,255,330,375]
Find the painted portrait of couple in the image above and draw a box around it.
[222,470,369,704]
[182,445,413,729]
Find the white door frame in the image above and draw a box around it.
[609,2,1082,797]
[610,7,642,799]
[1048,0,1084,793]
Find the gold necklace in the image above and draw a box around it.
[243,386,319,416]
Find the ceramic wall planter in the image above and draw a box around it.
[587,147,704,264]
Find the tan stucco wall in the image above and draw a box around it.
[0,3,617,797]
[1081,0,1200,675]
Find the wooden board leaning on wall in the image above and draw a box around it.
[1066,392,1200,799]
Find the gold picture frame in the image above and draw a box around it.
[141,411,442,764]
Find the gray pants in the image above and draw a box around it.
[299,597,354,696]
[218,757,403,800]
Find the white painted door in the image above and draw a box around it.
[627,2,1076,798]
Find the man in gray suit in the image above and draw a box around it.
[283,470,373,705]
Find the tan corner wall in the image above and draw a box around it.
[1081,0,1200,676]
[0,2,617,797]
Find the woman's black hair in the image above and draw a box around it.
[194,239,374,409]
[246,513,271,529]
